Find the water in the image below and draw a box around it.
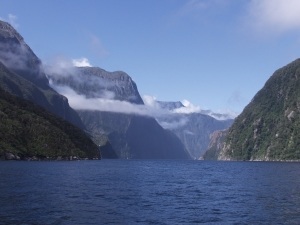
[0,160,300,225]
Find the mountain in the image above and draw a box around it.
[48,67,190,159]
[202,130,228,160]
[0,20,84,129]
[212,59,300,161]
[0,83,99,160]
[156,101,233,159]
[157,101,184,110]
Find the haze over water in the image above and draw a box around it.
[1,160,300,224]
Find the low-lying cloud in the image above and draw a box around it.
[46,57,234,131]
[158,117,189,130]
[173,99,201,114]
[50,83,169,118]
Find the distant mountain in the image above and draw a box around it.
[156,101,233,159]
[157,101,184,110]
[49,67,144,105]
[0,84,99,160]
[211,59,300,161]
[48,67,190,159]
[0,20,84,129]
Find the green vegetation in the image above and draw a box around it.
[0,86,99,160]
[221,59,300,160]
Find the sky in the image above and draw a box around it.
[1,0,300,115]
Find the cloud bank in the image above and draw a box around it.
[46,57,234,133]
[50,83,169,118]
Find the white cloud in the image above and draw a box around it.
[246,0,300,34]
[51,84,148,115]
[72,57,92,67]
[173,99,201,114]
[159,117,189,130]
[142,95,161,108]
[8,14,19,28]
[43,56,76,77]
[49,84,171,118]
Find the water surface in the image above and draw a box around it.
[0,160,299,224]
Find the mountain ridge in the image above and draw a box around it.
[48,66,190,159]
[0,20,85,129]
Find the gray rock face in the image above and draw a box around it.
[157,110,233,159]
[77,111,190,159]
[5,152,16,160]
[48,66,190,159]
[156,101,184,110]
[0,21,48,87]
[0,20,85,129]
[202,130,228,160]
[49,66,144,104]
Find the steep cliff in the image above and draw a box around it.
[218,59,300,161]
[0,20,84,129]
[48,66,190,159]
[156,101,233,159]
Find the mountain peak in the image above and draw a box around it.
[156,101,184,110]
[0,20,23,42]
[48,66,145,105]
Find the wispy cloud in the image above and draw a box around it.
[49,84,169,118]
[159,117,189,130]
[177,0,229,18]
[0,14,19,28]
[72,57,92,67]
[246,0,300,35]
[89,34,109,58]
[0,42,35,70]
[173,99,201,114]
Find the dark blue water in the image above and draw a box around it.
[0,160,300,225]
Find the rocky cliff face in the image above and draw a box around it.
[49,66,144,104]
[0,20,85,129]
[155,100,233,159]
[202,130,228,160]
[0,21,48,87]
[48,66,190,159]
[157,110,233,159]
[217,59,300,161]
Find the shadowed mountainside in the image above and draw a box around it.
[0,84,100,160]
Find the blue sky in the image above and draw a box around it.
[1,0,300,115]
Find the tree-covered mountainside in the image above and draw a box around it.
[217,59,300,161]
[0,86,100,160]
